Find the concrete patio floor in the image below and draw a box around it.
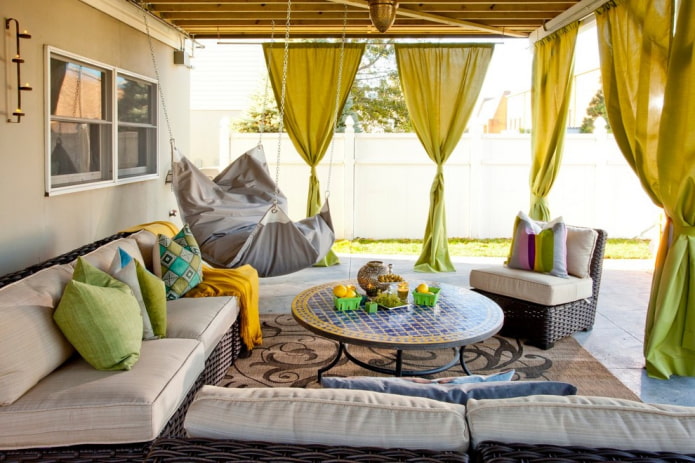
[258,254,695,407]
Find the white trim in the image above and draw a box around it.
[530,0,609,43]
[78,0,185,49]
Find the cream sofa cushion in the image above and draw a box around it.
[0,264,75,405]
[0,338,205,449]
[470,265,593,305]
[166,296,239,358]
[129,229,158,272]
[466,395,695,453]
[185,386,469,452]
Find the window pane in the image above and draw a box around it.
[118,75,154,124]
[118,126,157,178]
[50,58,105,120]
[50,121,112,187]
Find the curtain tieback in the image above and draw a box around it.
[673,224,695,238]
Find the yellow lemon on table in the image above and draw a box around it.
[416,283,429,293]
[333,285,347,298]
[345,288,357,298]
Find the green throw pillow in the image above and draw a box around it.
[158,224,203,300]
[54,257,143,371]
[135,259,167,338]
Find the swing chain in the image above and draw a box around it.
[325,4,348,199]
[140,1,176,152]
[258,20,276,146]
[273,0,291,206]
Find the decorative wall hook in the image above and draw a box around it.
[5,18,32,123]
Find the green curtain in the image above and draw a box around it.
[395,44,494,273]
[264,43,365,267]
[529,23,579,220]
[644,0,695,379]
[595,0,671,207]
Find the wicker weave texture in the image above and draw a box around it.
[0,443,149,462]
[473,229,607,349]
[202,321,242,386]
[145,438,469,462]
[474,441,695,462]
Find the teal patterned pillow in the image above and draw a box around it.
[158,224,203,300]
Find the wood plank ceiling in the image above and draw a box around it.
[134,1,582,40]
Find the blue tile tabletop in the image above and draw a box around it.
[292,281,504,349]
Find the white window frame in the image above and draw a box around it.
[45,46,159,196]
[116,70,159,181]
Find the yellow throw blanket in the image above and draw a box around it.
[121,221,262,350]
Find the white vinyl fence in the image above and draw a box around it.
[205,120,661,242]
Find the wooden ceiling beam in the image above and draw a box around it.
[133,0,584,39]
[327,0,527,37]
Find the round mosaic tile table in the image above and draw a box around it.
[291,281,504,380]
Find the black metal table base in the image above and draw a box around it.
[317,342,471,382]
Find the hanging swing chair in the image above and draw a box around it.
[171,145,335,277]
[142,0,344,277]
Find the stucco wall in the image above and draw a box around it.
[0,0,188,275]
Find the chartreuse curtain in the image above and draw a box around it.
[644,0,695,379]
[264,43,365,267]
[395,44,494,273]
[595,0,671,207]
[529,23,579,221]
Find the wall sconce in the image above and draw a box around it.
[368,0,399,33]
[5,18,32,123]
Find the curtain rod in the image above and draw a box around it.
[215,39,505,46]
[530,0,609,44]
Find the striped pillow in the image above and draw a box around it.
[507,211,568,278]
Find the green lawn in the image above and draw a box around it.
[333,237,652,259]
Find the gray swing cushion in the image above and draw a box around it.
[172,146,335,277]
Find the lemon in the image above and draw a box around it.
[345,288,357,298]
[416,283,429,293]
[333,285,347,298]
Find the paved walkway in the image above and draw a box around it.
[258,255,695,406]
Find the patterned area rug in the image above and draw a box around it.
[222,314,640,401]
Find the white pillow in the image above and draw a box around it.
[566,226,599,278]
[185,385,469,452]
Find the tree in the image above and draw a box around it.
[233,42,412,134]
[579,88,611,133]
[232,81,282,133]
[347,42,411,133]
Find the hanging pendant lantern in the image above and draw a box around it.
[368,0,398,33]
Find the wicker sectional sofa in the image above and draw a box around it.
[0,229,242,462]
